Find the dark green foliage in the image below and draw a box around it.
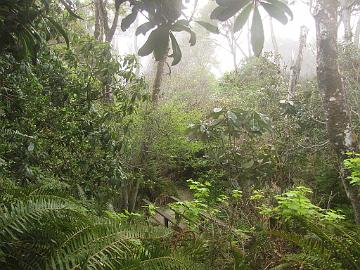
[272,221,360,270]
[0,180,203,270]
[0,0,81,59]
[0,35,147,209]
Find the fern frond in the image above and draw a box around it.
[270,219,360,270]
[0,194,203,270]
[47,222,173,270]
[0,195,88,241]
[124,254,205,270]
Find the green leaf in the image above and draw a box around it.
[153,27,170,61]
[138,30,156,56]
[216,0,240,6]
[121,10,138,31]
[251,7,264,56]
[169,33,182,66]
[227,111,238,125]
[234,3,252,33]
[195,21,219,34]
[46,17,70,48]
[189,31,197,46]
[171,23,196,46]
[135,22,155,36]
[242,159,254,169]
[211,0,251,21]
[210,107,223,119]
[267,0,293,20]
[210,6,238,21]
[261,2,288,25]
[176,19,190,26]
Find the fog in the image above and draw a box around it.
[110,1,350,79]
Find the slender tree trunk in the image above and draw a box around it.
[152,53,168,106]
[354,16,360,47]
[224,28,238,70]
[129,179,140,211]
[288,26,309,101]
[314,0,360,224]
[121,180,129,210]
[95,0,121,102]
[95,0,120,43]
[340,0,353,42]
[94,0,101,40]
[247,22,252,57]
[269,18,279,57]
[229,34,238,71]
[133,17,140,76]
[229,20,238,70]
[105,6,120,42]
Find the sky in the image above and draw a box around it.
[110,1,329,77]
[213,1,317,75]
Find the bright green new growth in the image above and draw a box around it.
[344,153,360,186]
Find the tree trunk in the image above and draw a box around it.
[94,0,120,43]
[228,20,238,70]
[152,53,168,107]
[133,17,140,76]
[354,16,360,47]
[314,0,360,224]
[94,0,101,40]
[129,179,140,211]
[340,0,353,42]
[247,21,252,57]
[121,180,129,211]
[269,18,279,57]
[288,25,309,101]
[105,6,120,42]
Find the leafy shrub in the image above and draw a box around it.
[344,153,360,186]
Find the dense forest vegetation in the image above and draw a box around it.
[1,0,360,269]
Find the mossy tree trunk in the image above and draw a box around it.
[314,0,360,224]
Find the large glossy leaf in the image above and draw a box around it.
[135,22,155,36]
[210,6,239,21]
[169,33,182,66]
[267,0,293,20]
[195,21,219,34]
[261,2,288,25]
[153,27,170,61]
[216,0,244,7]
[233,3,252,33]
[211,0,250,21]
[250,7,264,56]
[121,10,138,31]
[138,30,157,57]
[138,27,169,60]
[171,23,196,46]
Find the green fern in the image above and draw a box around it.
[0,192,203,270]
[271,219,360,270]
